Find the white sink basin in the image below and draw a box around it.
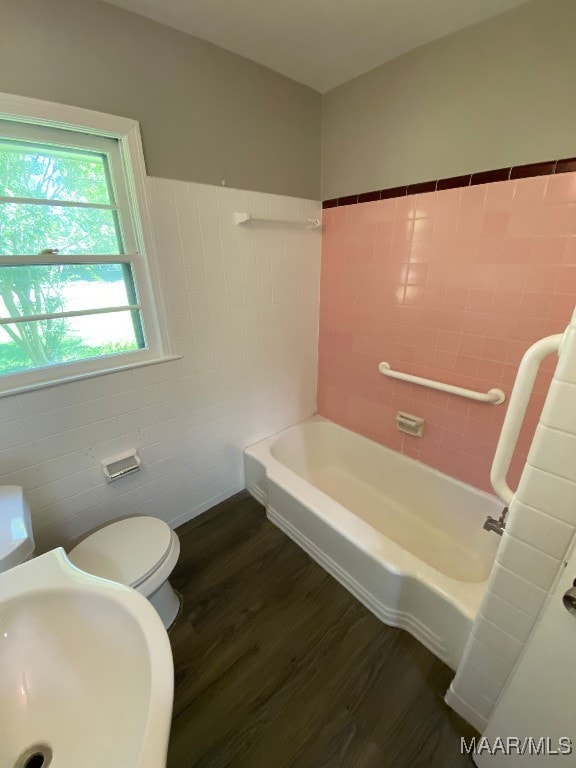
[0,548,174,768]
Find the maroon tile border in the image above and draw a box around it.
[470,168,510,185]
[337,194,358,206]
[436,174,471,191]
[510,161,556,179]
[556,157,576,174]
[406,180,436,195]
[357,190,380,203]
[381,185,406,199]
[322,155,576,209]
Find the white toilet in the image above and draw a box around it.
[0,486,181,629]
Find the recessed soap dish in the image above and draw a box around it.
[396,412,425,437]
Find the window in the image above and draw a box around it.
[0,95,173,395]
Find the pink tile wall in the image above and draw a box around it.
[318,173,576,492]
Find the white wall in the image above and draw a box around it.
[446,307,576,731]
[0,178,321,552]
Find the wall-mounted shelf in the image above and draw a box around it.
[233,211,321,229]
[378,362,505,404]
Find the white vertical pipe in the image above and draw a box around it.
[490,333,564,505]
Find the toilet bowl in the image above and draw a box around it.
[0,486,182,630]
[68,516,181,630]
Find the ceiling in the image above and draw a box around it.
[103,0,533,93]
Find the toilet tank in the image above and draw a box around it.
[0,486,35,573]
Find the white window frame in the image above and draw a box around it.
[0,91,177,397]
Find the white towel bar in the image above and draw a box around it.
[378,362,506,404]
[234,211,321,228]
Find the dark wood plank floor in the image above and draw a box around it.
[168,491,476,768]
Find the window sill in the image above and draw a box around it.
[0,355,183,399]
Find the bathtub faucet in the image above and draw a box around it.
[483,507,508,536]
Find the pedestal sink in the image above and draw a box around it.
[0,548,174,768]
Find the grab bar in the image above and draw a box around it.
[378,362,505,404]
[490,333,564,505]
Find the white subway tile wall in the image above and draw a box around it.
[447,307,576,732]
[0,178,321,552]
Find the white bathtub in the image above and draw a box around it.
[244,416,501,670]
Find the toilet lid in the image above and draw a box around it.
[67,516,173,588]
